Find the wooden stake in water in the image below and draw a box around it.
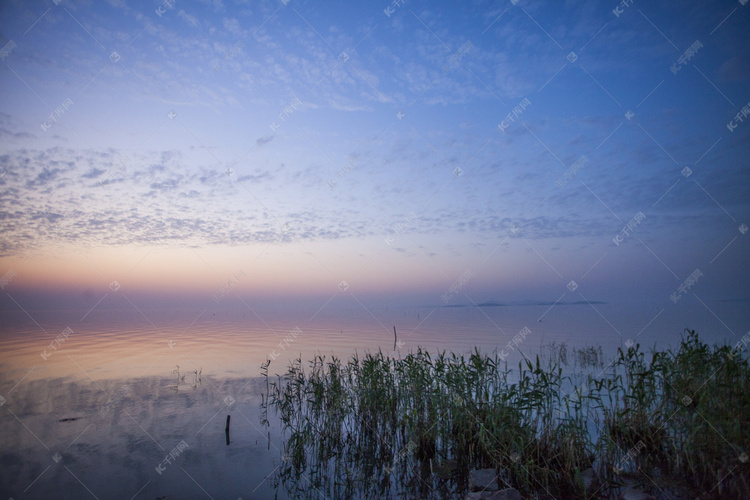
[225,415,231,445]
[393,326,397,350]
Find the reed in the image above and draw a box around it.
[261,330,749,499]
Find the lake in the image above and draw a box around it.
[1,300,747,498]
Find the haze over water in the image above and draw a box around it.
[1,0,749,498]
[1,301,748,383]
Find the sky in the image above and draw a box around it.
[0,0,748,314]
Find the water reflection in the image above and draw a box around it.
[1,303,746,498]
[2,302,744,383]
[0,375,287,499]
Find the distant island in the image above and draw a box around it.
[442,300,607,308]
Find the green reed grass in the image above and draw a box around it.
[260,330,749,499]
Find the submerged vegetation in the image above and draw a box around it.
[260,330,749,499]
[171,364,202,391]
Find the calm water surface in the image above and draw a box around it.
[1,301,747,498]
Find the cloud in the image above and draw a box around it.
[0,146,365,256]
[0,127,35,141]
[81,168,107,179]
[237,171,272,183]
[254,135,274,147]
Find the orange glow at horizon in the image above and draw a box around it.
[0,236,570,306]
[0,240,472,300]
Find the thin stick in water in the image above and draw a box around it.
[225,415,231,445]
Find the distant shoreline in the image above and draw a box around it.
[442,299,607,308]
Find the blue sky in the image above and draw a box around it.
[0,0,748,310]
